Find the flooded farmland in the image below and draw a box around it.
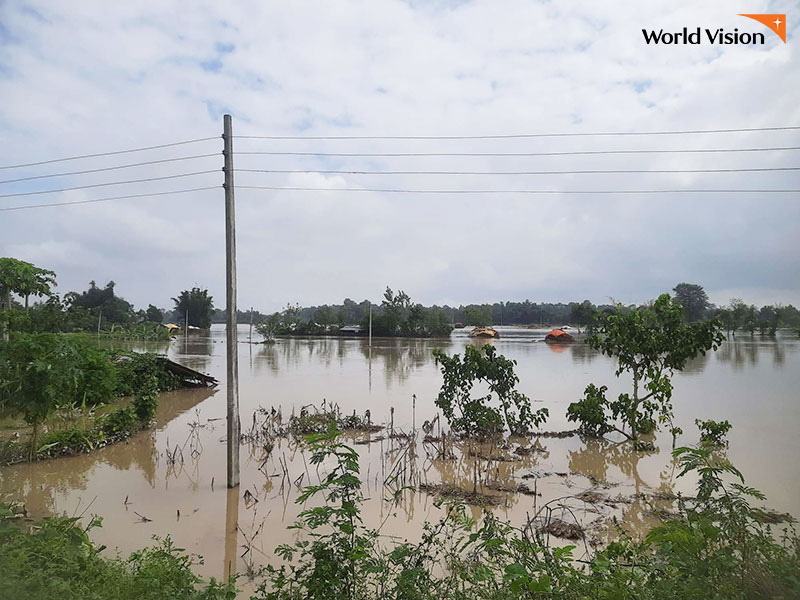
[1,325,798,586]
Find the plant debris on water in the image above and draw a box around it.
[418,482,504,507]
[538,517,585,539]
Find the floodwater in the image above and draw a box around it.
[1,325,798,588]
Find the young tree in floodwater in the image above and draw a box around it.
[433,344,548,437]
[567,294,724,445]
[255,312,281,342]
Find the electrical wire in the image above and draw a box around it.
[233,125,800,140]
[235,166,800,176]
[0,154,221,185]
[0,171,221,199]
[237,185,800,194]
[235,146,800,158]
[0,137,220,170]
[0,186,221,212]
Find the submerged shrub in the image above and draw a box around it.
[113,352,180,397]
[695,418,732,446]
[433,345,548,437]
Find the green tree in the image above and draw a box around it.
[66,281,135,325]
[379,287,411,335]
[569,300,597,330]
[672,283,710,322]
[0,258,56,311]
[423,307,452,337]
[433,344,548,437]
[742,304,758,335]
[464,305,492,327]
[313,305,336,327]
[757,305,777,335]
[144,304,164,323]
[729,298,748,336]
[567,294,724,442]
[0,334,117,457]
[172,288,214,329]
[255,312,282,342]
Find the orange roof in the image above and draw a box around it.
[547,329,569,337]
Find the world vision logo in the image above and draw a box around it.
[642,13,787,45]
[738,14,786,43]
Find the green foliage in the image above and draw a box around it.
[0,515,235,600]
[368,287,453,337]
[287,404,376,438]
[0,340,175,461]
[695,418,732,446]
[144,304,164,323]
[133,375,159,425]
[0,334,117,446]
[113,352,181,397]
[0,257,56,309]
[255,313,282,342]
[256,431,800,600]
[433,345,548,436]
[565,383,613,437]
[259,431,379,600]
[6,430,797,600]
[65,280,136,325]
[672,283,711,322]
[262,289,453,338]
[568,300,597,328]
[104,405,138,436]
[173,287,214,329]
[567,294,724,440]
[643,445,800,599]
[464,305,492,327]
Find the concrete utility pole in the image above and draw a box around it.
[223,114,240,488]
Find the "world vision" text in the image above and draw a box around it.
[642,27,765,45]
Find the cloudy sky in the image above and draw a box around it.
[1,0,798,313]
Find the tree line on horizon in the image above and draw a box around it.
[0,257,215,336]
[3,257,800,338]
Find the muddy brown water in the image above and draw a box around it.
[1,325,798,588]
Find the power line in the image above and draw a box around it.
[236,166,800,176]
[235,146,800,158]
[0,186,220,212]
[0,137,219,170]
[237,185,800,194]
[0,170,220,199]
[234,125,800,140]
[2,183,794,213]
[0,154,221,185]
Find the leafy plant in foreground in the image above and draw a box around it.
[0,513,235,600]
[258,429,380,600]
[0,333,117,457]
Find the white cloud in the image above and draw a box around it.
[0,0,798,312]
